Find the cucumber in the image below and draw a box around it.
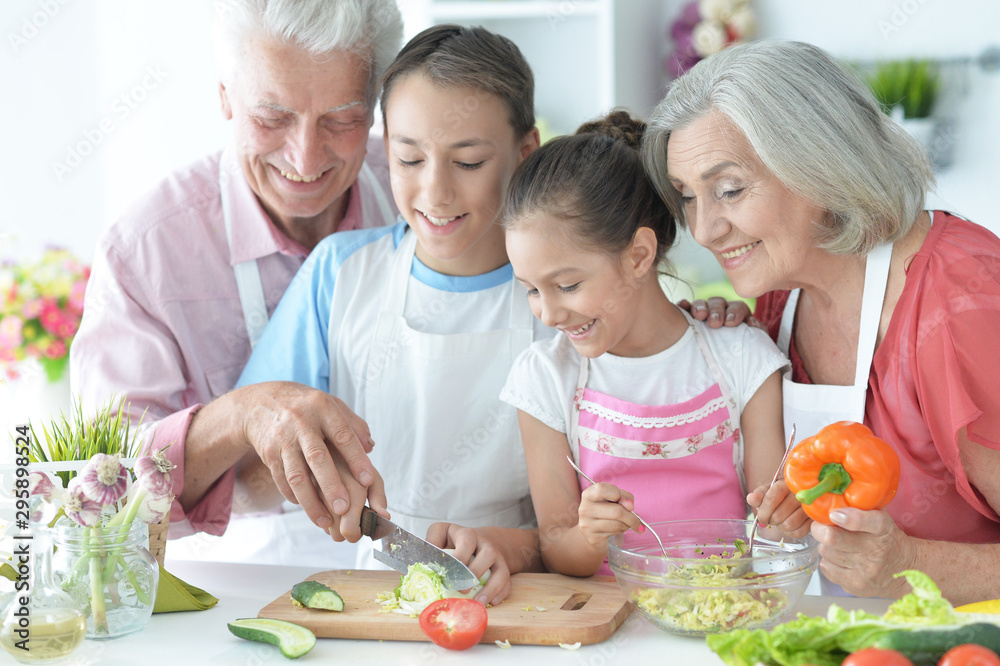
[227,618,316,659]
[874,622,1000,665]
[290,580,344,611]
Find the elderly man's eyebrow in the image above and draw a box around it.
[255,100,365,114]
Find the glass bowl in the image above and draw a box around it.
[607,519,819,637]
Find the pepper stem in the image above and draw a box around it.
[795,463,852,505]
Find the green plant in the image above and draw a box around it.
[866,59,941,119]
[28,396,143,487]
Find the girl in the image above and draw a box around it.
[500,112,808,576]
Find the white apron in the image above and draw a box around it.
[778,242,893,595]
[357,228,536,568]
[167,160,395,567]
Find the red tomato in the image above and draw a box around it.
[842,648,914,666]
[939,644,1000,666]
[418,598,488,651]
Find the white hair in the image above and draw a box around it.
[213,0,403,112]
[642,39,934,255]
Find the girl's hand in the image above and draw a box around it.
[577,482,643,549]
[810,508,914,598]
[425,522,511,606]
[747,479,811,537]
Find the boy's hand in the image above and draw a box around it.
[425,523,510,607]
[577,482,643,549]
[747,480,811,537]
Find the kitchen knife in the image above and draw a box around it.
[360,507,480,591]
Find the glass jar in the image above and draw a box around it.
[1,528,86,664]
[51,521,158,639]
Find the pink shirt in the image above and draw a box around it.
[70,136,395,536]
[755,212,1000,543]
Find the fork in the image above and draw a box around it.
[565,455,668,558]
[743,424,797,557]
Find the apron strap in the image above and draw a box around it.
[379,228,418,317]
[777,243,893,391]
[358,161,397,227]
[681,309,747,495]
[221,160,269,350]
[854,242,893,388]
[568,355,590,462]
[776,289,798,356]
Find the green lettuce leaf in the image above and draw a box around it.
[706,570,963,666]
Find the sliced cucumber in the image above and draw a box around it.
[874,622,1000,665]
[227,618,316,659]
[290,581,345,611]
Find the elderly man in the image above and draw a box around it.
[70,0,402,565]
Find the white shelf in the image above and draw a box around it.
[402,0,667,137]
[430,1,602,21]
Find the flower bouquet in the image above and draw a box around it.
[667,0,756,78]
[0,247,90,383]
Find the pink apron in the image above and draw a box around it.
[568,314,747,574]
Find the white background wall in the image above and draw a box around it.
[2,1,998,272]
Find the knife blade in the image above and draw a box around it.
[360,507,480,591]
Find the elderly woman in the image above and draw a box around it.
[642,40,1000,605]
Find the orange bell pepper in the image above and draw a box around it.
[783,421,901,525]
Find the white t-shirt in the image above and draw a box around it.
[500,319,788,435]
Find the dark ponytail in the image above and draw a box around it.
[502,110,676,267]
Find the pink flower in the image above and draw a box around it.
[39,301,79,339]
[732,427,741,445]
[69,280,87,314]
[0,315,23,350]
[596,435,613,455]
[22,298,43,319]
[643,442,663,457]
[78,453,129,506]
[716,422,733,443]
[43,339,68,359]
[64,478,104,527]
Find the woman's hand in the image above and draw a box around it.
[678,297,763,330]
[425,523,511,607]
[810,508,915,598]
[747,480,811,538]
[577,482,643,549]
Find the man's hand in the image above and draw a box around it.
[426,523,511,606]
[677,297,761,329]
[233,381,386,532]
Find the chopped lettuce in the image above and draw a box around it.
[377,563,486,617]
[706,570,964,666]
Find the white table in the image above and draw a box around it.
[60,559,893,666]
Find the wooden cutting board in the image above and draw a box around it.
[257,570,633,646]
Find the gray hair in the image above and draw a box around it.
[642,39,934,255]
[213,0,403,112]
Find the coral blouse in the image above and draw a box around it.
[755,211,1000,543]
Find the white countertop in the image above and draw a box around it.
[58,559,893,666]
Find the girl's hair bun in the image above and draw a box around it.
[576,110,646,149]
